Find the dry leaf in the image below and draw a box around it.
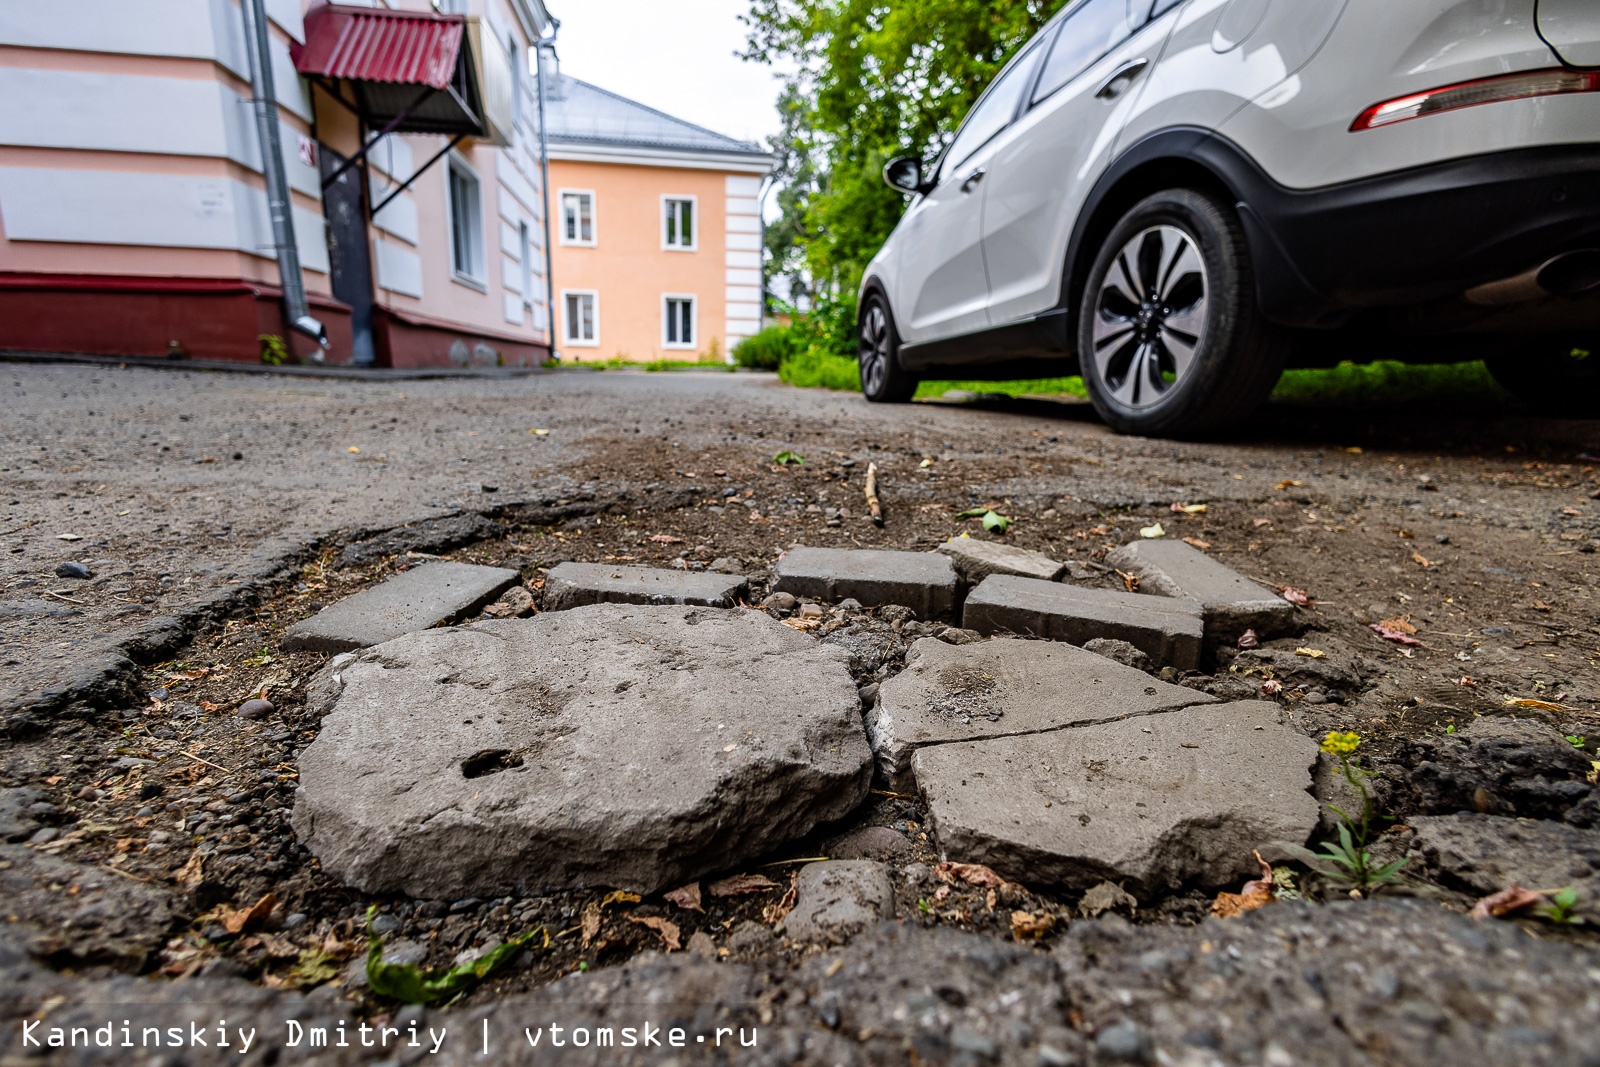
[1294,647,1328,659]
[175,850,205,888]
[601,890,642,908]
[1260,679,1284,696]
[628,915,681,951]
[1412,551,1436,568]
[1532,600,1555,612]
[1077,881,1137,918]
[1470,884,1542,921]
[934,861,1007,889]
[1211,852,1274,919]
[1280,588,1313,607]
[1181,537,1211,550]
[580,901,602,948]
[663,883,703,912]
[1237,629,1260,650]
[707,873,780,897]
[346,446,360,454]
[1170,502,1207,515]
[1505,697,1577,713]
[1376,616,1417,635]
[762,873,798,926]
[219,893,276,934]
[1252,518,1272,527]
[1370,623,1422,646]
[1010,910,1055,941]
[649,534,684,544]
[1139,523,1166,539]
[1275,479,1303,490]
[1115,569,1140,593]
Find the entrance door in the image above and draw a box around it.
[318,144,376,366]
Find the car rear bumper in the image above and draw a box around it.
[1222,140,1600,330]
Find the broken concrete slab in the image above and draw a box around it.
[281,561,519,654]
[774,547,958,618]
[868,638,1214,777]
[936,537,1064,585]
[1407,813,1600,902]
[914,701,1318,897]
[962,575,1203,671]
[542,562,748,611]
[1106,539,1298,642]
[293,604,871,898]
[785,860,895,944]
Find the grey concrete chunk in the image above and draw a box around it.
[1106,539,1298,642]
[869,638,1214,777]
[543,562,748,611]
[775,547,958,618]
[936,537,1064,585]
[0,787,45,842]
[785,860,895,944]
[963,574,1203,671]
[282,562,519,654]
[292,604,871,898]
[1408,813,1600,901]
[914,702,1318,897]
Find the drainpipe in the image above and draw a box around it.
[241,0,326,350]
[535,20,560,362]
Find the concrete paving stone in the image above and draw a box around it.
[936,537,1065,585]
[292,603,871,898]
[774,546,958,618]
[1106,539,1299,642]
[868,637,1214,777]
[1407,813,1600,901]
[914,701,1319,897]
[542,562,748,611]
[962,574,1204,671]
[281,561,519,654]
[785,860,895,944]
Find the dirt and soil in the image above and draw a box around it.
[2,362,1598,1061]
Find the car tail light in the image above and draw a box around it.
[1351,68,1600,131]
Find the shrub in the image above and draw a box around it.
[778,350,861,391]
[732,326,801,370]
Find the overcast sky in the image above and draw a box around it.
[551,0,787,148]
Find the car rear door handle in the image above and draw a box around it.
[960,167,987,193]
[1094,57,1149,100]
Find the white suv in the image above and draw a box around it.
[860,0,1600,435]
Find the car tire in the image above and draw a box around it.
[1485,340,1600,416]
[858,293,918,403]
[1077,189,1286,437]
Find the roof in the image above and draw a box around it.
[543,76,770,159]
[292,5,465,90]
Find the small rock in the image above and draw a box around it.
[483,585,535,618]
[830,825,913,861]
[726,919,776,958]
[686,930,717,957]
[1302,691,1328,705]
[1082,638,1152,672]
[55,561,93,580]
[284,912,309,929]
[800,602,825,619]
[1062,561,1095,582]
[237,698,275,720]
[857,682,880,707]
[0,787,46,842]
[449,897,482,914]
[938,627,982,645]
[1095,1020,1154,1063]
[786,861,894,944]
[707,558,744,575]
[1078,881,1138,918]
[762,591,797,613]
[837,598,864,613]
[27,827,58,846]
[75,786,100,802]
[370,913,401,934]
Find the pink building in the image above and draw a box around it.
[0,0,556,368]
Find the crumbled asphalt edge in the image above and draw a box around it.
[1,488,639,737]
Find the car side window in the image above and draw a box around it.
[1150,0,1186,15]
[1030,0,1138,107]
[940,34,1052,179]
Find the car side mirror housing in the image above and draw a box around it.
[883,156,929,195]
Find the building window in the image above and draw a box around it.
[518,221,534,309]
[446,155,484,284]
[663,196,696,250]
[663,295,695,349]
[560,190,595,245]
[563,290,598,346]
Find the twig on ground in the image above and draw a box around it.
[865,463,884,526]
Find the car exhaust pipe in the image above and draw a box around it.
[1466,249,1600,305]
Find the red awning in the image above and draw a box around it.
[292,4,464,91]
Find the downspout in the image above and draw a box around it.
[241,0,326,349]
[534,21,560,362]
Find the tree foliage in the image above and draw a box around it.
[743,0,1068,335]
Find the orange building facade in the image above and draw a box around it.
[543,72,772,363]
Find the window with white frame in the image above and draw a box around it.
[563,290,597,346]
[663,295,695,349]
[560,191,595,245]
[518,221,533,307]
[446,155,484,283]
[663,196,695,250]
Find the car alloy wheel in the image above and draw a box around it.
[859,301,893,396]
[1091,225,1209,410]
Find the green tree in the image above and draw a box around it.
[743,0,1068,349]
